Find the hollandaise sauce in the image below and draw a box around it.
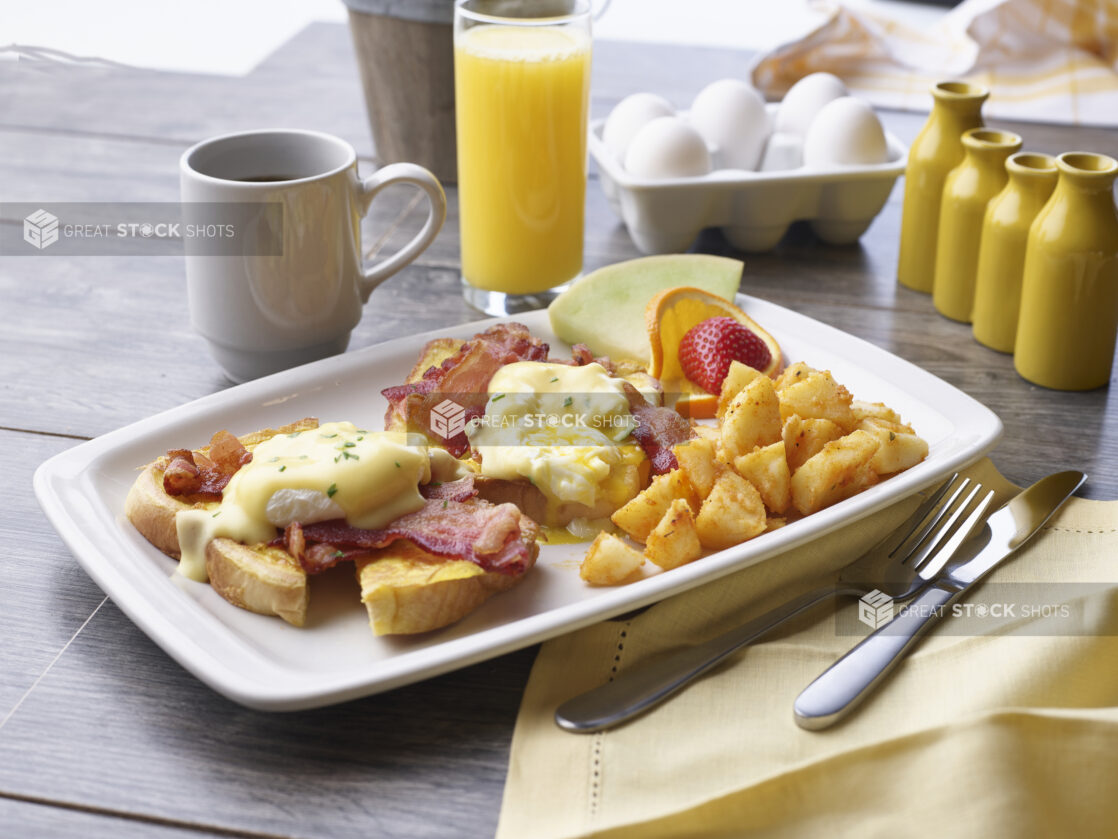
[468,362,645,523]
[175,423,431,582]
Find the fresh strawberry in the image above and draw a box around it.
[678,317,772,394]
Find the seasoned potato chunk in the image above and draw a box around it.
[581,340,928,587]
[774,361,818,392]
[733,441,792,515]
[782,414,845,472]
[645,499,703,571]
[580,533,645,585]
[716,361,763,419]
[859,418,929,475]
[851,400,903,427]
[720,375,782,460]
[778,371,855,432]
[692,424,721,445]
[790,430,881,516]
[674,437,718,498]
[695,467,767,550]
[610,469,695,543]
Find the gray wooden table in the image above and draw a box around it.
[2,23,1116,839]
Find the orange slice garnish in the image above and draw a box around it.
[647,287,783,418]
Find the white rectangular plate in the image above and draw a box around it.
[34,298,1001,710]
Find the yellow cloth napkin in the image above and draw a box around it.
[497,459,1118,838]
[751,0,1118,127]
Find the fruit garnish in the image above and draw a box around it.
[678,317,772,394]
[548,255,743,363]
[647,286,782,418]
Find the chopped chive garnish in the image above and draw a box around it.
[491,393,505,402]
[357,436,364,441]
[334,455,341,463]
[442,499,448,509]
[550,377,559,383]
[327,483,338,497]
[278,465,286,472]
[342,441,356,448]
[212,511,220,518]
[394,460,401,468]
[563,396,573,408]
[343,451,359,460]
[333,550,344,558]
[321,433,337,438]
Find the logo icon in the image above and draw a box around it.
[24,209,59,250]
[430,399,467,439]
[858,589,894,629]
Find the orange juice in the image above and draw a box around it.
[455,23,591,294]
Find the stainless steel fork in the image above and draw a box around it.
[554,474,996,732]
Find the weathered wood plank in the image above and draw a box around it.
[0,430,108,717]
[0,600,535,839]
[0,23,375,159]
[0,796,229,839]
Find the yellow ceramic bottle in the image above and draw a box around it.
[971,153,1058,352]
[932,129,1022,323]
[1014,152,1118,391]
[897,81,987,293]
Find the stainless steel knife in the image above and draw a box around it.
[793,470,1087,731]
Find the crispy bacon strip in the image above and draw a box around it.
[623,384,693,474]
[382,323,549,456]
[568,343,617,373]
[283,521,306,562]
[162,431,251,498]
[278,499,537,576]
[209,430,252,473]
[162,450,203,495]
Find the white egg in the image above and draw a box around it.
[602,92,676,161]
[802,97,889,167]
[623,116,712,179]
[759,132,804,172]
[265,488,345,527]
[774,72,848,139]
[688,78,768,171]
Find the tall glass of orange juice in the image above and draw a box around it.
[454,0,591,315]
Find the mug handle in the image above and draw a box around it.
[354,162,446,302]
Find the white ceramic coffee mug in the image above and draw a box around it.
[180,128,446,382]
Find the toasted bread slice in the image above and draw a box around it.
[127,465,310,626]
[124,460,209,558]
[206,539,308,627]
[125,419,317,626]
[356,538,535,635]
[126,418,537,634]
[125,418,320,557]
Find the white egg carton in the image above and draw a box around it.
[590,106,908,254]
